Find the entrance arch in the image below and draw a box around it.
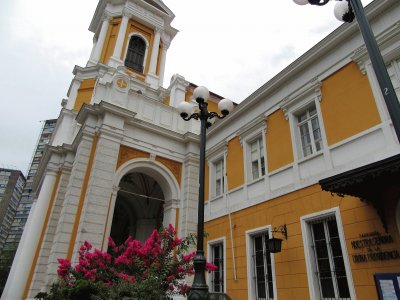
[111,172,164,243]
[106,159,180,245]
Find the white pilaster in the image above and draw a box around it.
[109,12,130,68]
[1,169,58,300]
[66,79,82,110]
[149,29,161,75]
[158,41,169,87]
[89,15,111,66]
[145,28,161,89]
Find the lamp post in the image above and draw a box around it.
[293,0,400,142]
[177,86,233,300]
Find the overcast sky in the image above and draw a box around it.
[0,0,373,174]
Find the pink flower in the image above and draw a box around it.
[183,252,196,262]
[57,258,71,278]
[206,262,218,273]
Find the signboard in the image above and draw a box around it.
[350,231,400,263]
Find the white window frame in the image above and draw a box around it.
[387,58,400,102]
[207,237,226,293]
[247,135,266,182]
[122,32,150,73]
[212,158,225,198]
[246,225,277,300]
[238,115,268,183]
[300,207,356,300]
[281,79,327,161]
[294,103,323,158]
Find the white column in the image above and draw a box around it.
[109,12,130,68]
[163,198,179,229]
[1,170,58,300]
[89,15,111,65]
[158,41,169,87]
[149,29,161,75]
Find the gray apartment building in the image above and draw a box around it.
[0,169,25,255]
[3,119,57,252]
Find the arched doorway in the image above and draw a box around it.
[110,172,165,244]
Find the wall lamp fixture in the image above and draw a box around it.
[267,224,288,253]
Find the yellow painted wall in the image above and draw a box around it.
[321,62,381,146]
[205,184,400,300]
[207,100,219,113]
[226,137,244,190]
[266,110,294,172]
[100,17,121,65]
[73,78,96,111]
[121,20,154,75]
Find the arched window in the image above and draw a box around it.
[125,36,146,73]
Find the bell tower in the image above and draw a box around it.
[64,0,177,112]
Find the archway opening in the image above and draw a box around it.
[110,172,164,245]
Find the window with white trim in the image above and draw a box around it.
[305,215,352,300]
[251,233,274,300]
[296,104,323,158]
[210,242,224,292]
[249,137,266,180]
[125,35,146,73]
[213,158,224,197]
[387,58,400,101]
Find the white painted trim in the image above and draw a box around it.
[208,152,226,200]
[300,207,357,300]
[242,129,267,184]
[206,237,226,293]
[245,225,278,300]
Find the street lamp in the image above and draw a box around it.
[177,86,234,300]
[293,0,400,142]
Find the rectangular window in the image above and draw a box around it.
[297,105,323,157]
[210,243,224,293]
[214,159,224,197]
[387,59,400,101]
[250,138,266,180]
[310,217,351,300]
[252,233,274,300]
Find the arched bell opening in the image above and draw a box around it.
[110,172,165,245]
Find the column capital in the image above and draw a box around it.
[164,198,179,210]
[122,9,132,19]
[101,13,113,22]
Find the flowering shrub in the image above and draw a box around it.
[35,225,216,300]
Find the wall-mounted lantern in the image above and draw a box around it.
[266,224,288,253]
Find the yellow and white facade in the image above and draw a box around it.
[3,0,400,299]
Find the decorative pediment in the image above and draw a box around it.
[281,78,322,120]
[237,115,267,146]
[351,22,400,74]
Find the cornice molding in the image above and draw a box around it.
[76,101,136,125]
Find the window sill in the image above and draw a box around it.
[297,150,324,164]
[210,195,224,203]
[246,175,265,186]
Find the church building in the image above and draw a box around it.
[3,0,400,299]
